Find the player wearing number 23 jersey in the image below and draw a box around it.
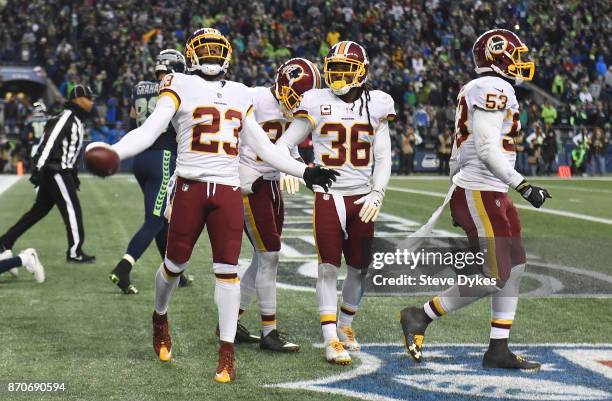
[276,40,394,365]
[102,28,338,384]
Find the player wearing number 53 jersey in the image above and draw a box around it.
[99,28,338,383]
[276,41,395,365]
[400,29,550,372]
[235,58,321,353]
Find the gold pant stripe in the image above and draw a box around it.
[243,196,267,251]
[472,191,499,279]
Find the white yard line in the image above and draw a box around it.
[390,176,612,181]
[0,175,22,197]
[387,186,612,225]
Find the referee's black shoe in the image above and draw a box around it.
[67,252,96,264]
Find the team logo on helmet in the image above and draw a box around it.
[275,58,321,115]
[473,29,535,83]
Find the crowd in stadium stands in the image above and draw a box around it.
[0,0,610,175]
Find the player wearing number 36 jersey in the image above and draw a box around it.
[276,41,395,365]
[90,28,338,384]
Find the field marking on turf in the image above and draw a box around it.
[541,184,612,194]
[386,186,612,225]
[271,343,612,401]
[0,175,21,197]
[391,176,612,181]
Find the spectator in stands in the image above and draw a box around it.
[437,129,452,175]
[515,131,527,174]
[527,126,544,176]
[400,125,417,175]
[590,128,608,175]
[579,85,594,104]
[414,106,430,139]
[541,102,557,128]
[542,130,558,176]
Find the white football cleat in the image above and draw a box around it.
[338,325,360,352]
[325,338,351,365]
[19,248,45,283]
[0,249,18,277]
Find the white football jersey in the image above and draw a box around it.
[239,86,296,181]
[452,76,521,192]
[159,73,252,186]
[295,88,395,195]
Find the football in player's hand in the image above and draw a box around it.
[84,142,120,177]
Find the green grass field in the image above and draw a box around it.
[1,175,611,401]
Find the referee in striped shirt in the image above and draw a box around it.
[0,85,96,263]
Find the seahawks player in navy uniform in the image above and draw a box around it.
[109,49,192,294]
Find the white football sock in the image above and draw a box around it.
[424,275,500,321]
[214,263,240,343]
[256,251,279,335]
[317,263,339,342]
[338,265,366,327]
[240,251,258,312]
[490,264,524,339]
[154,261,181,315]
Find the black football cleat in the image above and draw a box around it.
[215,322,260,344]
[178,273,194,288]
[109,259,138,294]
[260,330,300,353]
[399,306,431,363]
[67,252,96,264]
[483,349,541,371]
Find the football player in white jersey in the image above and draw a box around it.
[276,41,395,365]
[235,58,321,352]
[86,28,338,383]
[400,29,550,370]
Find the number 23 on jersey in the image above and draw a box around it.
[190,106,242,156]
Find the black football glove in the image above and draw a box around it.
[516,180,551,208]
[29,168,41,187]
[303,165,340,193]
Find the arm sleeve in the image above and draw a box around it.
[111,95,175,160]
[243,112,307,177]
[372,121,392,193]
[473,108,524,188]
[449,140,459,180]
[274,117,312,157]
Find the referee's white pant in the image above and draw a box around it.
[0,169,85,258]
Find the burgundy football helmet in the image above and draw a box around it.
[472,29,535,83]
[323,40,369,95]
[274,58,321,114]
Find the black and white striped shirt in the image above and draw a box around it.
[32,108,84,171]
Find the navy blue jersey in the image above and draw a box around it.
[131,81,177,153]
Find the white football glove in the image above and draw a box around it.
[280,173,300,195]
[354,190,384,223]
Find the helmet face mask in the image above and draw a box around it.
[185,28,232,76]
[473,29,535,84]
[323,41,368,95]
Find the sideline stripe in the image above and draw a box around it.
[386,186,612,225]
[0,176,21,196]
